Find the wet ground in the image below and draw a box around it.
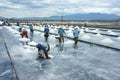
[0,26,120,80]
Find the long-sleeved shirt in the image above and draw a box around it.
[58,28,66,36]
[29,25,33,30]
[73,29,80,37]
[36,43,48,52]
[44,27,49,33]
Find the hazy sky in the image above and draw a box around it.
[0,0,120,18]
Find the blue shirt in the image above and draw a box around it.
[29,25,33,30]
[73,29,80,37]
[58,28,66,36]
[44,26,49,33]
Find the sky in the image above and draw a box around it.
[0,0,120,18]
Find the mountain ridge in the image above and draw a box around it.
[0,13,120,20]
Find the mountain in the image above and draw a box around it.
[0,16,6,20]
[1,13,120,20]
[49,13,120,20]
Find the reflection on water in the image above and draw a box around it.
[56,43,64,51]
[30,32,34,41]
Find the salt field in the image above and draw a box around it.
[0,25,120,80]
[0,0,120,79]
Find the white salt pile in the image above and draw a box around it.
[81,26,85,29]
[93,29,99,32]
[85,28,89,31]
[64,40,73,44]
[107,30,112,33]
[0,21,3,25]
[28,41,37,46]
[75,26,79,29]
[116,36,120,40]
[80,29,85,34]
[19,38,30,42]
[107,30,117,35]
[80,31,85,35]
[101,38,113,44]
[80,29,85,31]
[95,33,102,37]
[23,45,31,49]
[109,32,117,35]
[82,35,90,40]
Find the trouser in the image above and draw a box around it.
[74,37,78,45]
[30,29,34,34]
[44,33,49,41]
[22,34,28,38]
[60,35,64,43]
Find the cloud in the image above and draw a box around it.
[0,0,120,18]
